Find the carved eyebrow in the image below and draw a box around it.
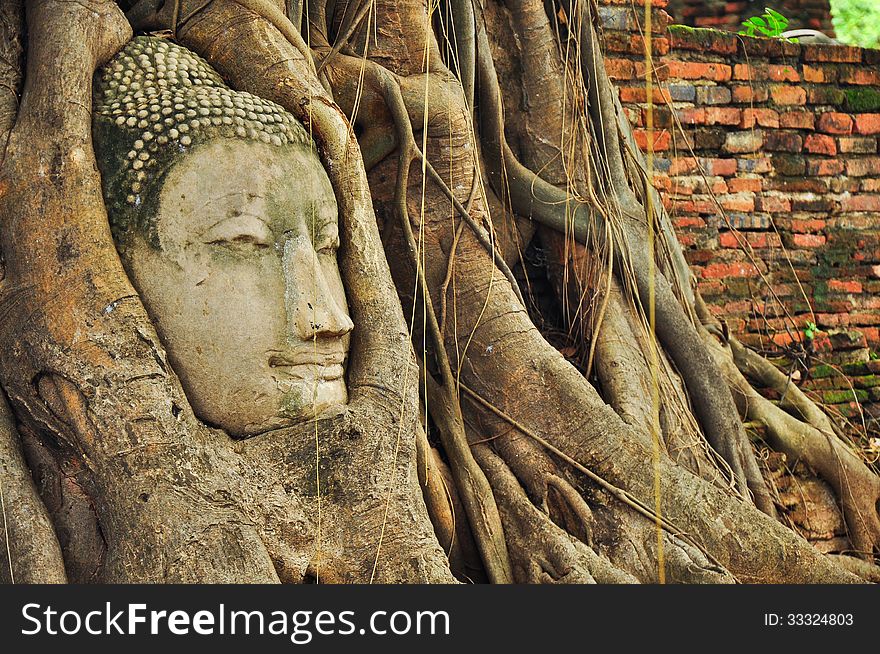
[195,190,264,215]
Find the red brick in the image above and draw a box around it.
[854,114,880,135]
[669,157,699,174]
[807,159,845,176]
[731,84,769,104]
[633,129,672,151]
[770,85,807,106]
[732,63,799,82]
[675,216,706,229]
[845,157,880,176]
[839,68,880,86]
[719,231,779,248]
[817,112,854,135]
[790,219,826,233]
[741,108,779,128]
[802,65,826,83]
[679,108,706,125]
[604,58,635,80]
[726,178,762,193]
[793,234,827,248]
[802,45,862,63]
[666,60,733,81]
[764,131,803,152]
[704,158,738,176]
[779,111,815,130]
[618,85,674,103]
[828,280,863,294]
[701,262,759,279]
[755,195,791,213]
[672,198,717,214]
[838,137,877,154]
[704,107,742,125]
[841,195,880,212]
[719,194,755,212]
[804,133,837,156]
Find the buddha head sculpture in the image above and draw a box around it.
[92,36,354,436]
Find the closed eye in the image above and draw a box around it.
[202,214,272,248]
[209,233,272,248]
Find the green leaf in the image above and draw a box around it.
[749,16,767,28]
[766,7,788,25]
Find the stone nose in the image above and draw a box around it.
[282,236,354,341]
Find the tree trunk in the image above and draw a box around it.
[0,0,876,583]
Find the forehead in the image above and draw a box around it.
[155,139,337,240]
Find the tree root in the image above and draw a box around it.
[473,444,637,583]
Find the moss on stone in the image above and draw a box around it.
[821,388,869,404]
[810,364,836,379]
[844,87,880,112]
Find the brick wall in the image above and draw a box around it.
[668,0,834,34]
[598,0,880,429]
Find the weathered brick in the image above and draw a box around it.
[741,108,779,128]
[737,157,772,173]
[666,60,732,81]
[732,63,799,82]
[691,127,727,150]
[726,177,762,193]
[704,107,742,125]
[817,112,854,135]
[841,195,880,212]
[790,219,827,233]
[845,157,880,177]
[854,114,880,135]
[719,231,779,249]
[763,131,803,152]
[633,129,672,151]
[792,233,827,248]
[793,196,836,212]
[779,111,815,130]
[668,25,737,54]
[772,153,806,176]
[701,262,759,279]
[808,87,845,106]
[723,130,763,153]
[679,107,706,125]
[755,195,791,213]
[802,44,862,63]
[696,85,732,105]
[618,85,673,103]
[838,137,877,154]
[770,85,807,106]
[828,280,864,294]
[731,84,769,104]
[702,158,738,176]
[719,193,755,212]
[605,58,635,80]
[806,159,845,176]
[804,133,837,156]
[839,68,880,86]
[667,83,696,102]
[802,65,833,83]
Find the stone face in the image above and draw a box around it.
[93,37,354,437]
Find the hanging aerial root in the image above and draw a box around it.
[370,62,513,583]
[700,323,880,560]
